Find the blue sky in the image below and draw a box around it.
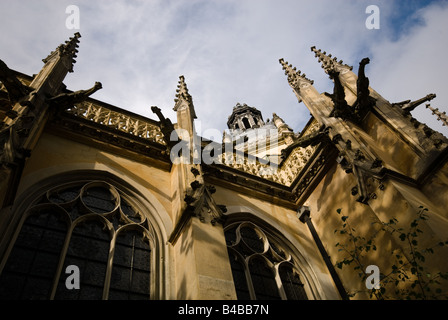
[1,0,448,139]
[386,0,441,40]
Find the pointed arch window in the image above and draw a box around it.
[242,117,251,130]
[225,221,308,300]
[0,180,155,300]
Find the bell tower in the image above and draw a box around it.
[227,103,264,130]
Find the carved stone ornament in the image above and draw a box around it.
[326,57,376,124]
[151,106,177,149]
[47,82,102,109]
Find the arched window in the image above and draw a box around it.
[0,180,155,300]
[225,221,308,300]
[242,117,251,130]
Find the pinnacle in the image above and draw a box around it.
[174,75,193,105]
[426,104,448,127]
[310,46,352,74]
[279,58,314,88]
[42,32,81,72]
[61,32,81,56]
[173,75,196,117]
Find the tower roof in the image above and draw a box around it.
[227,103,263,130]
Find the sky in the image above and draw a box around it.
[1,0,448,140]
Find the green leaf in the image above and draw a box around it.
[399,233,406,241]
[336,208,342,214]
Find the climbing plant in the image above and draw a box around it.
[334,206,448,299]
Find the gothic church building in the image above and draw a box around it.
[0,33,447,300]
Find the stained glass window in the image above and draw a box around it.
[225,221,308,300]
[0,180,154,300]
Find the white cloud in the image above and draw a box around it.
[368,1,448,136]
[1,0,447,139]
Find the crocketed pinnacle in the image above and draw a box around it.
[174,75,193,105]
[426,104,448,127]
[42,32,81,72]
[310,46,352,74]
[174,75,196,117]
[279,58,314,90]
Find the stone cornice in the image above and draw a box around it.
[48,99,171,170]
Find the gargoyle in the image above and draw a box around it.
[353,58,376,115]
[392,93,436,113]
[326,57,376,124]
[151,106,178,146]
[46,81,102,108]
[327,69,351,119]
[0,59,30,104]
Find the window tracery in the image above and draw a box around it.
[0,180,154,300]
[225,221,308,300]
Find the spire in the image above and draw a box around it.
[426,104,448,127]
[310,46,352,75]
[174,75,196,118]
[279,58,332,122]
[279,58,314,102]
[42,32,81,72]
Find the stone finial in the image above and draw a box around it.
[42,32,81,72]
[279,58,314,90]
[174,75,192,105]
[426,104,448,127]
[173,75,196,118]
[310,46,353,75]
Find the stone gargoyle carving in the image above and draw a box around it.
[392,93,436,113]
[151,106,178,148]
[326,57,376,124]
[46,81,102,108]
